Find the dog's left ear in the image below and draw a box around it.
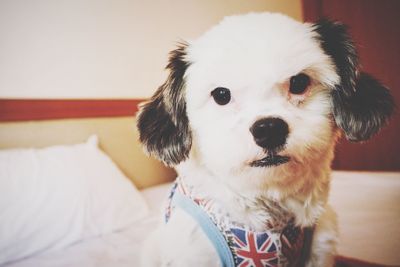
[136,44,192,166]
[313,19,395,141]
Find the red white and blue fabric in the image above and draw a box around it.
[231,228,278,267]
[165,178,305,267]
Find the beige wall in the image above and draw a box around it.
[0,0,302,99]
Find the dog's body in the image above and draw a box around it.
[138,13,393,267]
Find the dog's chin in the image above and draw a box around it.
[250,154,290,168]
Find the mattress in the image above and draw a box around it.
[329,171,400,266]
[5,172,400,267]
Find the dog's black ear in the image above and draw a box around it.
[313,19,359,97]
[136,44,192,166]
[331,73,394,141]
[313,19,394,141]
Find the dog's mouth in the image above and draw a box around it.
[250,153,290,168]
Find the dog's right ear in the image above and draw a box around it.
[136,44,192,166]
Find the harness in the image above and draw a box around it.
[165,178,311,267]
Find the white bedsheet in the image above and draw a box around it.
[5,172,400,266]
[329,171,400,266]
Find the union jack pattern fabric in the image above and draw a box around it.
[231,227,278,267]
[165,177,305,267]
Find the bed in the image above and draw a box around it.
[0,99,399,267]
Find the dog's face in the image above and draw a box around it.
[138,13,393,189]
[184,14,339,182]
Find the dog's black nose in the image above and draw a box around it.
[250,118,289,150]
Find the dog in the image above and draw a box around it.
[137,13,394,267]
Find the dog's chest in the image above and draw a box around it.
[226,194,297,232]
[165,178,310,267]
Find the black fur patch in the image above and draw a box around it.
[136,44,192,165]
[313,19,359,97]
[332,73,394,141]
[313,19,394,141]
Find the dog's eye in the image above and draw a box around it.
[289,73,310,94]
[211,87,231,105]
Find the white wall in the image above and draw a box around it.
[0,0,302,99]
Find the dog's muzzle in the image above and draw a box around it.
[249,117,290,167]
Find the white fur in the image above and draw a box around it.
[142,13,340,267]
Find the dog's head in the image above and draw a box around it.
[137,13,393,186]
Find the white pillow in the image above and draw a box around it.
[0,136,148,265]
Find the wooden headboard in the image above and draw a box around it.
[0,99,142,121]
[0,99,176,189]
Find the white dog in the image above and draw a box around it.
[137,13,393,267]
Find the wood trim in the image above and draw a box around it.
[0,99,146,122]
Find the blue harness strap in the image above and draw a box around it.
[172,191,235,267]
